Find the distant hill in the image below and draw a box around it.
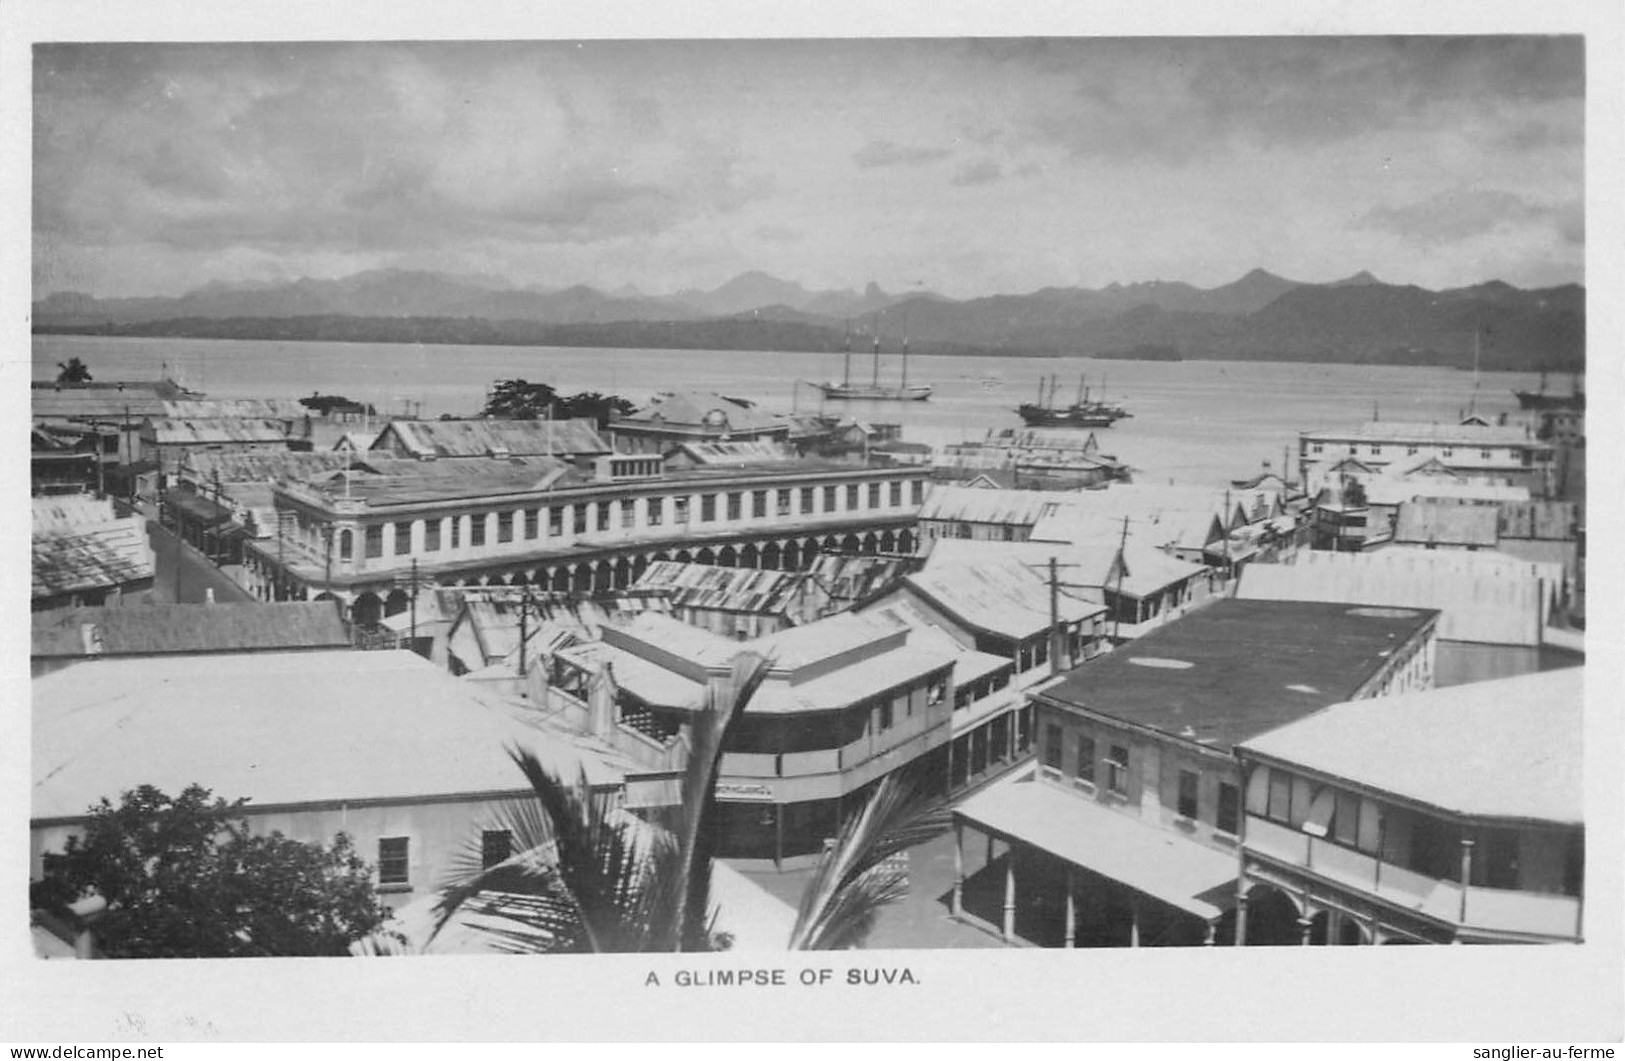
[33,268,1584,371]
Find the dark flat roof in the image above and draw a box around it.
[1036,598,1438,752]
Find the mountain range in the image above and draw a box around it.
[33,267,1585,371]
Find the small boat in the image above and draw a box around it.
[1017,373,1130,428]
[814,323,933,402]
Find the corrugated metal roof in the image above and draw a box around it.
[146,418,291,445]
[923,536,1202,600]
[1393,501,1502,548]
[31,388,170,421]
[31,601,351,658]
[1497,501,1581,542]
[1303,420,1544,446]
[179,450,402,486]
[1038,599,1440,752]
[291,456,577,507]
[32,650,624,822]
[33,496,118,533]
[162,398,308,420]
[631,560,807,616]
[1239,667,1582,824]
[906,553,1104,640]
[32,518,155,599]
[376,418,609,459]
[668,439,799,466]
[917,485,1077,526]
[805,553,909,605]
[619,392,786,433]
[1236,549,1559,646]
[1363,478,1530,506]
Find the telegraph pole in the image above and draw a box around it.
[1049,556,1061,677]
[410,557,419,645]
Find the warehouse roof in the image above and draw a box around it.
[32,650,621,823]
[1036,598,1439,752]
[372,418,609,460]
[31,601,351,659]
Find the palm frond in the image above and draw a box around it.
[658,650,771,952]
[788,766,951,951]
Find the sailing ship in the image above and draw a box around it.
[813,324,933,402]
[1017,373,1131,428]
[1513,370,1585,411]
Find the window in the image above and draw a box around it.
[620,499,635,528]
[497,511,513,543]
[1266,769,1291,822]
[339,529,353,560]
[1480,448,1493,460]
[727,493,742,520]
[911,480,924,504]
[800,486,815,513]
[596,504,610,531]
[777,488,792,516]
[752,490,767,518]
[573,506,587,534]
[1177,769,1199,820]
[877,698,894,732]
[365,524,384,559]
[889,481,902,506]
[1034,637,1049,667]
[675,497,690,524]
[1106,745,1129,796]
[1075,736,1096,786]
[549,506,563,536]
[1043,725,1063,770]
[394,521,412,555]
[470,515,486,547]
[701,494,716,522]
[1310,443,1324,454]
[378,837,410,887]
[451,517,461,549]
[868,482,881,508]
[1407,445,1419,456]
[1333,790,1360,846]
[1442,448,1454,458]
[424,519,441,552]
[1217,782,1240,835]
[647,497,664,526]
[824,485,838,511]
[1370,445,1382,457]
[846,484,860,509]
[927,677,946,705]
[481,830,513,870]
[525,508,540,539]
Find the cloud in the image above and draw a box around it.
[950,159,1003,186]
[852,139,953,169]
[34,43,770,264]
[1357,189,1581,247]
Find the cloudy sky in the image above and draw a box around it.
[33,36,1584,299]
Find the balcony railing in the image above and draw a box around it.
[1245,815,1581,939]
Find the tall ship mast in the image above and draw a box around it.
[1016,371,1131,428]
[812,314,933,401]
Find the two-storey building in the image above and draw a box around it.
[1299,418,1555,497]
[1235,666,1583,944]
[241,453,929,625]
[950,598,1439,947]
[541,610,960,863]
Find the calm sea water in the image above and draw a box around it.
[32,334,1552,488]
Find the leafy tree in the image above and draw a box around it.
[482,379,559,420]
[555,391,636,430]
[32,784,389,958]
[481,379,635,430]
[55,357,93,384]
[361,652,949,955]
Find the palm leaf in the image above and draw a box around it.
[788,765,951,951]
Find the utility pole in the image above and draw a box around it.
[1112,515,1130,642]
[1049,556,1061,677]
[517,589,528,679]
[410,557,419,646]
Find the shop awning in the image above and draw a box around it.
[956,775,1238,920]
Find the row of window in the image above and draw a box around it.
[377,830,513,888]
[1042,726,1241,834]
[342,478,927,560]
[1309,442,1518,461]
